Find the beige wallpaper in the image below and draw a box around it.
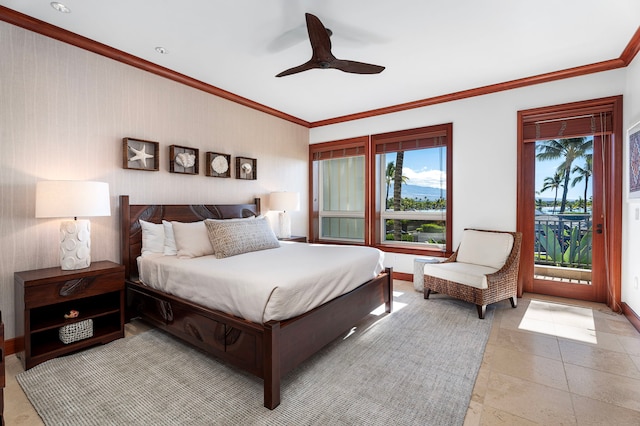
[0,21,309,339]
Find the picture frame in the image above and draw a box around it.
[205,152,231,178]
[236,156,257,180]
[628,120,640,200]
[169,145,199,175]
[123,138,159,171]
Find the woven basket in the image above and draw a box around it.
[59,319,93,344]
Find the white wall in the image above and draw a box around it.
[310,69,632,299]
[623,53,640,315]
[0,22,309,339]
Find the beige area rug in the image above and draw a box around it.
[17,284,494,425]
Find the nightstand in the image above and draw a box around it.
[1,311,4,425]
[14,261,125,370]
[278,236,307,243]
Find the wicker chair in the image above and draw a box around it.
[424,229,522,319]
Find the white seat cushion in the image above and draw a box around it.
[456,230,514,269]
[423,262,498,290]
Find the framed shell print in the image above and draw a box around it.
[206,152,231,178]
[236,156,257,180]
[169,145,199,175]
[123,137,159,171]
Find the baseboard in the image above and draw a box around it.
[393,272,412,282]
[621,302,640,334]
[5,337,21,356]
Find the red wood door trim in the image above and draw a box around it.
[516,96,622,311]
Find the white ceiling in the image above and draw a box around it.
[1,0,639,123]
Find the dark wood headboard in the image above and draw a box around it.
[120,195,261,280]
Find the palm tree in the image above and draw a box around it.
[385,161,409,209]
[393,152,405,240]
[385,162,394,208]
[571,154,592,213]
[540,170,564,213]
[536,137,592,213]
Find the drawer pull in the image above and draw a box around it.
[59,277,96,297]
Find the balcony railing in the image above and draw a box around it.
[534,213,592,270]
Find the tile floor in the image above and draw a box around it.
[3,281,640,425]
[464,292,640,425]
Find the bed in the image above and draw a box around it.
[120,195,393,409]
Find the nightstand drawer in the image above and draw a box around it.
[24,271,124,308]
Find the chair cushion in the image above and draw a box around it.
[423,262,498,289]
[456,230,514,269]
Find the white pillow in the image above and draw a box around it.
[456,230,514,269]
[205,216,280,258]
[171,220,214,259]
[162,220,177,256]
[139,220,165,257]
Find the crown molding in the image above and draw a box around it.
[1,7,638,129]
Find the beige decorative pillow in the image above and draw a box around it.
[171,221,214,259]
[205,216,280,258]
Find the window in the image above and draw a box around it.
[310,124,452,256]
[310,137,368,243]
[320,156,365,241]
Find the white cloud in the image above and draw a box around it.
[402,167,446,189]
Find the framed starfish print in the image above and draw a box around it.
[123,137,160,171]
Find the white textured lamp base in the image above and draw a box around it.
[60,219,91,270]
[277,211,291,239]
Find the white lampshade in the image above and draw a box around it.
[36,181,110,270]
[36,180,111,218]
[269,191,300,212]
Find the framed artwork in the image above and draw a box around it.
[206,152,231,178]
[169,145,199,175]
[629,120,640,200]
[123,138,159,171]
[236,157,257,180]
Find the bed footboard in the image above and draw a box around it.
[127,267,392,409]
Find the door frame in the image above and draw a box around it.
[516,96,623,311]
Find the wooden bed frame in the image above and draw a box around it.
[120,195,393,409]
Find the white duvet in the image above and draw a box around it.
[138,242,385,324]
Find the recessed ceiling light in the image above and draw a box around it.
[155,47,169,54]
[50,2,71,13]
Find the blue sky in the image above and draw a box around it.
[535,140,593,202]
[385,143,591,202]
[385,149,446,189]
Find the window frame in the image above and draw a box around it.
[309,124,453,257]
[309,136,370,245]
[370,124,452,255]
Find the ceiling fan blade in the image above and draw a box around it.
[275,12,385,77]
[331,59,385,75]
[305,13,333,60]
[275,60,320,77]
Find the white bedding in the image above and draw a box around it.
[137,242,385,324]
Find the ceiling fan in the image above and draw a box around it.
[275,13,385,77]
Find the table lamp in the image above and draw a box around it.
[35,180,111,270]
[269,191,300,239]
